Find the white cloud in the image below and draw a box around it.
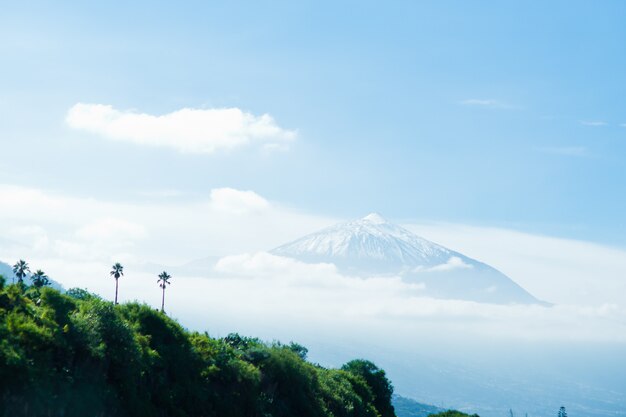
[414,256,474,272]
[580,120,607,126]
[215,251,425,293]
[6,225,49,253]
[182,251,626,343]
[216,251,338,279]
[65,103,297,154]
[76,217,147,240]
[209,187,270,214]
[459,99,513,109]
[0,183,333,266]
[405,222,626,307]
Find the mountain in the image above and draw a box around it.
[0,260,64,291]
[271,213,543,304]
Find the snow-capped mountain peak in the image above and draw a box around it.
[362,212,387,224]
[271,213,453,268]
[271,214,543,305]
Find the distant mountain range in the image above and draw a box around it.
[271,213,544,305]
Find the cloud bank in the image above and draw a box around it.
[66,103,296,154]
[209,188,270,214]
[2,184,626,344]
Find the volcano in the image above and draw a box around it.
[271,213,543,304]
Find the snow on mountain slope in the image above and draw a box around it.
[271,213,543,305]
[273,212,453,268]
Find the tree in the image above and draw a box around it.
[12,259,30,285]
[31,270,50,288]
[110,263,124,305]
[558,407,567,417]
[341,359,395,417]
[157,271,171,313]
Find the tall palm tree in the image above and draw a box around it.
[31,270,50,288]
[157,271,171,313]
[12,259,30,285]
[110,263,124,305]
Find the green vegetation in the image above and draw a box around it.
[30,269,50,288]
[157,270,171,313]
[12,259,30,285]
[0,276,396,417]
[428,411,479,417]
[110,262,124,305]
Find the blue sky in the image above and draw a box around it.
[2,1,626,245]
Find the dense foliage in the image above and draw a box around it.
[0,276,396,417]
[428,411,479,417]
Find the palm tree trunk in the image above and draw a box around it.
[115,278,119,305]
[161,287,165,313]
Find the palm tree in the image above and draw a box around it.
[12,259,30,285]
[110,263,124,305]
[31,270,50,288]
[157,271,171,313]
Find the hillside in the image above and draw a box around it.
[0,276,395,417]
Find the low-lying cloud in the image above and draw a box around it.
[2,183,626,343]
[209,188,270,214]
[414,256,474,272]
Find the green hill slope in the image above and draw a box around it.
[0,277,395,417]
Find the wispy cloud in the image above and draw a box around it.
[535,146,588,157]
[76,218,147,241]
[459,99,514,109]
[138,189,185,198]
[414,256,474,272]
[209,187,270,214]
[580,120,607,126]
[66,103,297,154]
